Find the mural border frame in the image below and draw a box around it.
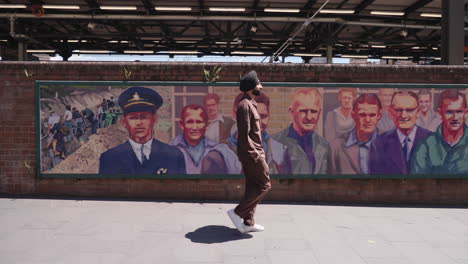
[35,80,468,180]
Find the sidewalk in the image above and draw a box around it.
[0,198,467,264]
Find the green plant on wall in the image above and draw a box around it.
[203,65,223,83]
[24,160,32,173]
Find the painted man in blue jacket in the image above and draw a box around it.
[370,91,432,175]
[99,86,186,175]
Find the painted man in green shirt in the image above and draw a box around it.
[411,89,468,175]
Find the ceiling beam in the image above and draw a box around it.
[281,0,321,50]
[178,20,198,35]
[29,34,440,44]
[306,23,345,53]
[358,25,382,40]
[83,0,99,10]
[258,22,277,35]
[355,0,376,14]
[232,22,247,35]
[198,0,211,45]
[404,0,433,16]
[141,0,156,15]
[198,0,205,14]
[252,0,261,11]
[336,0,350,9]
[303,0,318,13]
[209,21,225,35]
[112,21,144,49]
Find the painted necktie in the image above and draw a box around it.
[140,145,147,163]
[402,137,410,162]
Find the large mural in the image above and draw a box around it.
[37,82,468,178]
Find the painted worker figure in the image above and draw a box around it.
[99,86,186,175]
[228,71,271,234]
[63,105,73,142]
[411,89,468,174]
[81,107,98,135]
[169,104,241,174]
[324,88,357,142]
[272,88,330,174]
[377,88,396,134]
[328,94,382,175]
[47,110,60,135]
[49,117,68,161]
[204,93,235,143]
[227,92,292,174]
[416,89,441,132]
[370,91,431,175]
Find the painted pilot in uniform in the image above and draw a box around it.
[99,86,186,175]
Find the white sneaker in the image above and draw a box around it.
[243,223,265,233]
[227,209,245,233]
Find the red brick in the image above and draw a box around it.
[1,62,468,203]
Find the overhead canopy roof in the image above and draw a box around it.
[0,0,466,61]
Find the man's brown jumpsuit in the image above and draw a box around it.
[234,94,271,226]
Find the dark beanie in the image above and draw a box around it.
[239,71,259,92]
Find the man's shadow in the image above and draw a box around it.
[185,225,253,244]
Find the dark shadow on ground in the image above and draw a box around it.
[185,225,252,244]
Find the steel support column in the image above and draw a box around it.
[441,0,464,65]
[327,45,333,63]
[18,41,26,61]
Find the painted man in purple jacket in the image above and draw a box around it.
[370,91,432,175]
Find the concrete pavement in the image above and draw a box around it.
[0,198,467,264]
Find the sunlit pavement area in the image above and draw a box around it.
[0,198,467,264]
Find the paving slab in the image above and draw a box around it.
[0,198,466,264]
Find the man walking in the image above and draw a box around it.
[228,71,271,233]
[227,92,292,174]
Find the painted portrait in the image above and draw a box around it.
[37,82,468,178]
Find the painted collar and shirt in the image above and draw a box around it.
[170,135,241,174]
[184,138,205,165]
[369,126,432,175]
[48,113,60,126]
[128,138,152,164]
[63,110,73,121]
[395,126,418,161]
[411,125,468,174]
[287,124,316,173]
[205,112,235,143]
[205,112,224,142]
[99,138,186,175]
[272,124,329,174]
[324,107,355,142]
[344,129,377,174]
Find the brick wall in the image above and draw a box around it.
[1,61,468,205]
